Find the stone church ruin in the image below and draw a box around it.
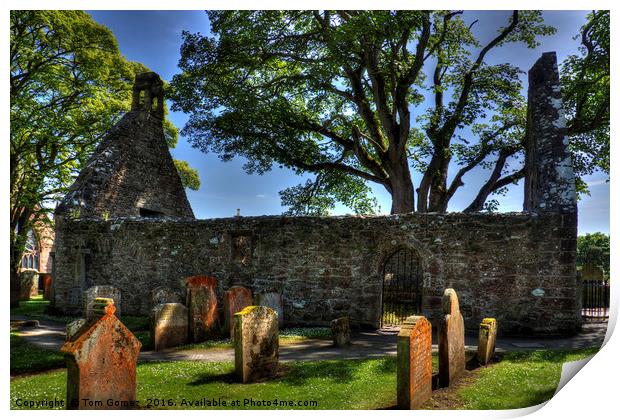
[52,53,580,335]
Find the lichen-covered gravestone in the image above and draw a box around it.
[477,318,498,365]
[151,303,189,351]
[150,286,180,307]
[330,317,351,347]
[224,286,253,338]
[255,292,284,327]
[18,269,39,301]
[397,316,432,409]
[83,285,121,320]
[61,299,141,409]
[438,288,465,387]
[185,275,219,342]
[234,306,279,383]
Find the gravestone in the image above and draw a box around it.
[151,303,189,351]
[330,317,351,347]
[185,275,219,342]
[83,285,121,320]
[18,269,39,301]
[60,300,141,409]
[234,306,279,383]
[477,318,498,365]
[41,273,53,301]
[224,286,253,338]
[397,315,432,409]
[255,292,284,326]
[150,286,180,307]
[438,288,465,387]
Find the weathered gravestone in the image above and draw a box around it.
[234,306,279,383]
[61,299,141,409]
[41,273,53,301]
[185,275,219,342]
[224,286,253,338]
[477,318,498,365]
[151,303,189,351]
[19,269,39,301]
[438,288,465,387]
[397,316,432,409]
[331,317,351,347]
[83,285,121,320]
[151,286,180,307]
[255,292,284,327]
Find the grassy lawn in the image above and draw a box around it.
[10,296,75,324]
[10,348,598,410]
[10,332,65,375]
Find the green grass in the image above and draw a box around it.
[9,348,598,410]
[10,296,75,324]
[10,332,65,375]
[458,348,600,409]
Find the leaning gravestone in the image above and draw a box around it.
[255,292,284,326]
[331,317,351,347]
[150,286,180,307]
[438,288,465,387]
[234,306,279,383]
[477,318,498,365]
[83,285,121,321]
[224,286,253,338]
[185,275,219,342]
[151,303,189,351]
[61,299,141,409]
[397,315,432,409]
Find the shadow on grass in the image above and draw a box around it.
[282,360,357,386]
[187,371,237,386]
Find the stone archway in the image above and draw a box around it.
[381,247,423,327]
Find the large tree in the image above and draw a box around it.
[10,10,199,289]
[171,10,608,215]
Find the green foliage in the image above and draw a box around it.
[173,159,201,190]
[170,11,556,214]
[561,10,609,196]
[577,232,610,274]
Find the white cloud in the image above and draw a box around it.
[256,194,266,199]
[586,179,609,187]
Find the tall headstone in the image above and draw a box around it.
[438,288,465,387]
[331,317,351,347]
[60,300,141,409]
[18,269,39,301]
[83,285,121,320]
[477,318,498,365]
[151,303,189,351]
[524,52,577,215]
[255,292,284,326]
[234,306,279,383]
[224,286,253,338]
[150,286,180,307]
[397,316,432,409]
[185,275,219,342]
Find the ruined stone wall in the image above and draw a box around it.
[52,212,580,335]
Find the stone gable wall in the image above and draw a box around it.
[52,211,579,335]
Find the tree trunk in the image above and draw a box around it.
[388,159,415,214]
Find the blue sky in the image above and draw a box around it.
[88,10,609,234]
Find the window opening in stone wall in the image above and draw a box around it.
[381,248,422,327]
[139,208,166,218]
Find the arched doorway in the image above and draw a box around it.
[381,248,422,327]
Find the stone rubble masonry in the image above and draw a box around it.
[55,72,194,221]
[60,301,142,410]
[224,286,253,338]
[18,270,39,301]
[83,285,121,321]
[151,303,189,351]
[477,318,498,365]
[234,306,279,383]
[151,286,181,307]
[331,317,351,347]
[524,52,577,215]
[52,211,580,335]
[438,288,465,388]
[255,292,284,327]
[397,315,433,409]
[185,275,219,342]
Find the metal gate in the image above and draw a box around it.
[381,248,422,327]
[582,278,610,322]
